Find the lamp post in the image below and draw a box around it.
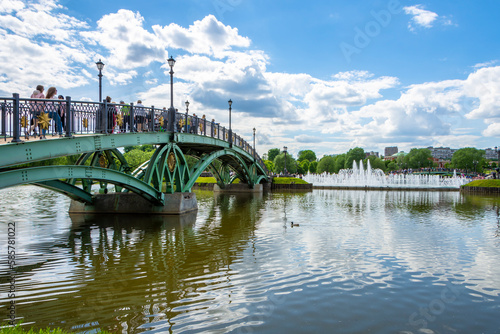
[283,146,288,176]
[228,99,232,145]
[167,56,176,132]
[473,160,478,175]
[96,59,105,102]
[253,127,256,161]
[185,100,189,133]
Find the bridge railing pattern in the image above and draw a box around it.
[1,94,268,173]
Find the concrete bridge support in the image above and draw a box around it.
[68,192,198,215]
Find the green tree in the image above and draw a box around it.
[334,154,346,173]
[123,149,155,171]
[451,148,485,173]
[273,153,297,174]
[268,148,280,162]
[309,161,318,173]
[345,147,365,169]
[406,148,432,169]
[317,155,336,174]
[264,160,274,172]
[366,156,386,172]
[387,161,398,171]
[298,150,317,162]
[300,160,310,173]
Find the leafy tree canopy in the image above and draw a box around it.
[345,147,365,169]
[451,147,485,172]
[317,155,336,174]
[405,148,432,169]
[298,150,317,162]
[273,153,297,174]
[268,148,281,162]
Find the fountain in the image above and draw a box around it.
[303,160,471,189]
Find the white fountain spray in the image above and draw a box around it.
[304,160,471,189]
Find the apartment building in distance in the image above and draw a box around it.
[384,146,398,157]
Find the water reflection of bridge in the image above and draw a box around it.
[10,191,264,332]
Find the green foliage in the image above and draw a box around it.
[366,156,386,172]
[462,179,500,187]
[124,144,156,153]
[267,148,280,162]
[405,148,432,169]
[387,161,398,171]
[272,177,309,184]
[273,153,297,174]
[309,161,318,173]
[299,160,310,174]
[14,154,80,169]
[344,147,365,169]
[317,155,336,174]
[0,323,112,334]
[264,160,274,172]
[297,150,317,162]
[123,149,155,171]
[333,154,345,173]
[451,147,485,172]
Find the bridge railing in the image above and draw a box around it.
[1,95,269,174]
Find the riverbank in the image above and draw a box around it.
[460,179,500,194]
[192,176,312,191]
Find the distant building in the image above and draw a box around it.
[365,151,379,158]
[385,146,398,157]
[426,147,456,160]
[485,148,498,160]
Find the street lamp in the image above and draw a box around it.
[167,56,176,132]
[228,99,232,145]
[283,146,288,176]
[96,59,105,102]
[253,127,256,161]
[185,100,189,133]
[168,56,176,109]
[473,160,478,175]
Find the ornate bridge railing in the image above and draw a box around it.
[0,93,268,172]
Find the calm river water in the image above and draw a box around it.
[1,186,500,333]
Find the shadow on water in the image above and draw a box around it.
[12,191,266,333]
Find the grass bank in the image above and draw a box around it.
[0,324,111,334]
[462,180,500,187]
[272,177,309,185]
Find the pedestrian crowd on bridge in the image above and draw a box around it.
[25,84,216,138]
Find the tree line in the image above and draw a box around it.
[263,147,490,175]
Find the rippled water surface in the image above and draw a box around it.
[1,186,500,333]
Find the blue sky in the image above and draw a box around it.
[1,0,499,158]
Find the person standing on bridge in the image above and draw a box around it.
[135,99,146,132]
[29,85,45,138]
[57,94,65,132]
[43,87,63,138]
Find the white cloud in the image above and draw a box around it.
[403,5,438,31]
[152,15,250,58]
[81,9,166,70]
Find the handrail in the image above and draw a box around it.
[0,95,269,174]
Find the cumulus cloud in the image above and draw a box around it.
[403,5,438,30]
[152,15,250,58]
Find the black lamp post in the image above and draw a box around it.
[283,146,288,175]
[228,99,232,145]
[253,127,256,161]
[167,56,176,132]
[168,56,176,108]
[473,160,478,175]
[185,100,189,133]
[96,59,105,102]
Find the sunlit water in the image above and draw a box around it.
[1,186,500,333]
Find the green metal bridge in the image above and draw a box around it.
[0,94,269,206]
